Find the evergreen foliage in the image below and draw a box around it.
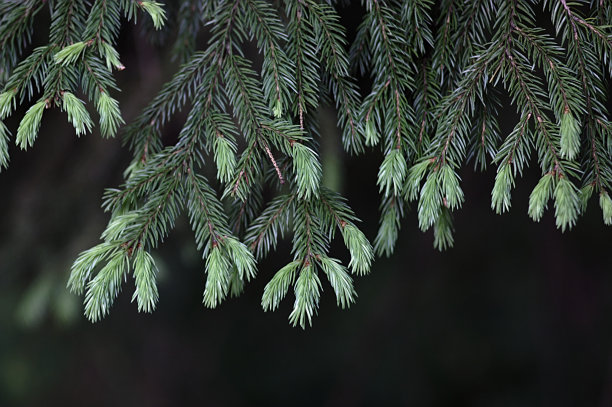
[1,0,611,327]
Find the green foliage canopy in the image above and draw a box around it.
[1,0,611,327]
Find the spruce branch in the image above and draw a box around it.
[307,1,363,152]
[0,120,10,170]
[61,91,94,136]
[1,46,52,103]
[2,0,611,326]
[138,1,167,30]
[285,0,318,129]
[317,255,356,309]
[242,0,294,117]
[84,249,129,322]
[16,99,46,149]
[245,193,295,258]
[131,248,159,313]
[553,0,611,196]
[0,0,45,82]
[262,260,300,312]
[50,0,89,47]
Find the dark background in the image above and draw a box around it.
[1,4,612,407]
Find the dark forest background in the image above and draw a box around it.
[1,3,612,406]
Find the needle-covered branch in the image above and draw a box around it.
[1,0,611,327]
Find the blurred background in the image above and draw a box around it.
[2,3,612,407]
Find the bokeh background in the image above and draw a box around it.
[2,3,612,406]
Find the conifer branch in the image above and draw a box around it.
[431,0,456,86]
[242,0,293,116]
[2,0,612,326]
[260,139,284,184]
[556,0,610,192]
[245,193,295,258]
